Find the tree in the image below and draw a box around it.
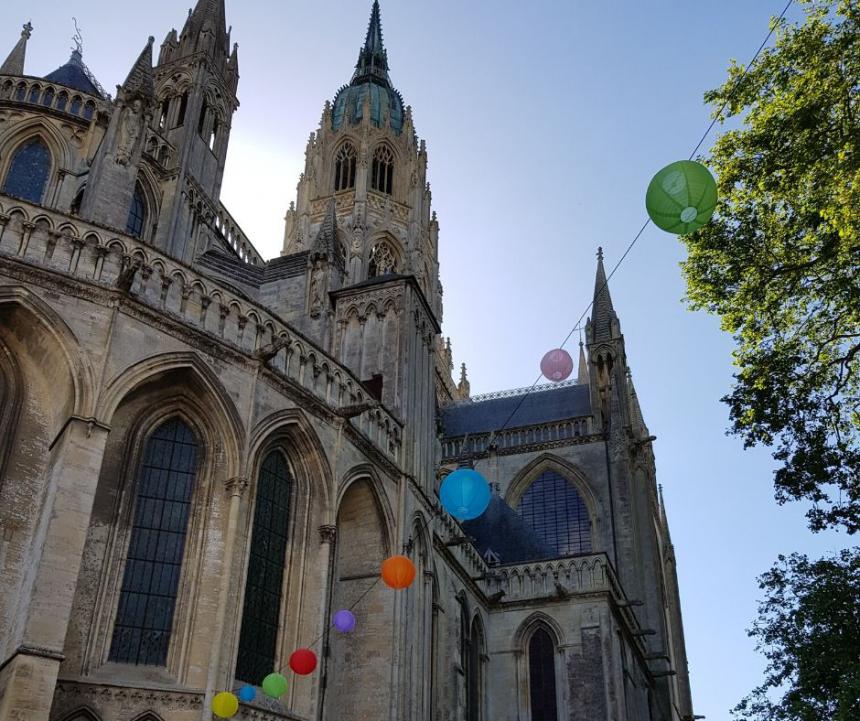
[682,0,860,532]
[732,549,860,721]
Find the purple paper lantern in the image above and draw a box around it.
[332,609,356,633]
[540,348,574,382]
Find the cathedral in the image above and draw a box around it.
[0,2,695,720]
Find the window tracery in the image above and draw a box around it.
[236,450,293,683]
[516,470,592,557]
[371,144,394,194]
[2,138,51,204]
[108,418,199,666]
[368,242,397,278]
[334,142,357,191]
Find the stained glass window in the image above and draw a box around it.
[108,418,198,666]
[371,145,394,194]
[235,451,292,683]
[529,628,558,721]
[516,471,592,557]
[126,185,146,238]
[334,142,357,191]
[2,139,51,204]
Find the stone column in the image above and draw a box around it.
[0,417,110,721]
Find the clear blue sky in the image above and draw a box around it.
[4,1,850,718]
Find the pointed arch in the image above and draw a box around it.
[468,613,486,721]
[333,139,357,192]
[0,115,72,175]
[59,708,102,721]
[370,142,395,194]
[367,233,402,279]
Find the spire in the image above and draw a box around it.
[627,368,649,435]
[577,341,589,385]
[181,0,229,58]
[1,22,32,75]
[311,199,344,270]
[352,0,391,87]
[120,37,155,105]
[457,363,471,398]
[590,246,619,342]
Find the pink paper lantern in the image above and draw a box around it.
[540,348,574,382]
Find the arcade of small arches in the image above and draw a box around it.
[0,76,99,121]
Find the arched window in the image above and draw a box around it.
[108,418,199,665]
[70,96,82,115]
[2,138,51,204]
[368,242,397,278]
[235,450,293,683]
[83,101,95,121]
[334,142,357,191]
[197,101,208,137]
[158,100,169,129]
[528,628,558,721]
[516,470,592,557]
[56,91,68,112]
[27,85,41,104]
[126,184,147,238]
[177,92,188,126]
[41,87,55,108]
[370,145,394,194]
[71,185,86,215]
[14,82,26,101]
[467,618,484,721]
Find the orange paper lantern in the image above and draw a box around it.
[381,555,416,590]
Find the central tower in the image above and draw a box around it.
[282,0,441,320]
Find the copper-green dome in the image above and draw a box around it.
[331,1,404,135]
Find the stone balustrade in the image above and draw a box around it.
[0,195,402,464]
[215,200,264,266]
[440,415,594,461]
[0,74,106,121]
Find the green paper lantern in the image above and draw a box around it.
[646,160,717,234]
[262,672,288,699]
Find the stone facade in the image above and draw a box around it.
[0,2,694,721]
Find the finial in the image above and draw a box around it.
[72,17,84,55]
[22,22,33,39]
[597,246,604,261]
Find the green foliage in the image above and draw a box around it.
[682,0,860,532]
[732,549,860,721]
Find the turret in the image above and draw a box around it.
[1,22,32,76]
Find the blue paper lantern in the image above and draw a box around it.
[238,685,256,703]
[440,468,491,520]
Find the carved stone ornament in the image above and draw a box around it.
[116,99,144,166]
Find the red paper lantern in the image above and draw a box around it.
[540,348,573,382]
[381,555,416,590]
[289,648,318,675]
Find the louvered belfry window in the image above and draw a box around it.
[109,418,198,665]
[235,451,292,683]
[517,471,592,557]
[529,628,559,721]
[334,142,357,191]
[371,144,394,194]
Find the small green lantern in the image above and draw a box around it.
[646,160,717,234]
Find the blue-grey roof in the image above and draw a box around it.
[332,81,403,134]
[441,383,592,438]
[44,50,103,98]
[461,496,554,565]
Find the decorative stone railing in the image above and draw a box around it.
[215,200,264,266]
[0,74,107,122]
[0,196,402,464]
[440,415,594,461]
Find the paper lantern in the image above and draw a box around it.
[238,685,256,703]
[262,672,288,699]
[540,349,573,382]
[212,691,239,718]
[332,609,356,633]
[646,160,717,234]
[289,648,318,675]
[381,555,416,590]
[440,468,491,520]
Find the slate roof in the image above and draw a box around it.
[461,495,554,565]
[44,50,104,98]
[440,383,591,438]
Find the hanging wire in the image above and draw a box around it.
[492,0,794,437]
[269,0,796,690]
